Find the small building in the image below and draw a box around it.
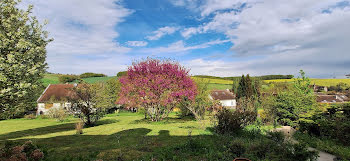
[316,94,349,103]
[36,84,77,115]
[311,85,328,92]
[209,89,237,109]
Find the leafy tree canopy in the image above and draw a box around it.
[0,0,52,119]
[117,58,197,121]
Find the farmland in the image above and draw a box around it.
[41,74,233,90]
[265,78,350,87]
[41,74,350,90]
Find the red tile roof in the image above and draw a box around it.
[210,90,236,100]
[316,95,342,103]
[37,84,77,103]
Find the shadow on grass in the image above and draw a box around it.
[0,119,118,141]
[12,128,208,161]
[1,127,317,161]
[131,116,196,125]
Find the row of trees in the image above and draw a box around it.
[58,72,107,83]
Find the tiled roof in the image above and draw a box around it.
[316,95,343,103]
[37,84,77,103]
[210,90,236,100]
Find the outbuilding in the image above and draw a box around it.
[209,89,237,109]
[36,84,77,115]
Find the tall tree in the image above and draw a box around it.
[236,75,246,99]
[245,74,254,98]
[0,0,52,119]
[268,70,316,127]
[117,59,197,122]
[236,74,254,99]
[179,78,211,120]
[95,78,120,109]
[69,83,107,126]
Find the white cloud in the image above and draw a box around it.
[169,0,199,9]
[179,0,350,77]
[126,41,148,47]
[146,26,179,40]
[19,0,133,75]
[199,0,253,16]
[143,39,230,54]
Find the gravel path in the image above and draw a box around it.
[308,147,337,161]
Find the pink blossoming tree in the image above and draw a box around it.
[117,59,197,121]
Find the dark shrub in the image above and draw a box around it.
[299,103,350,146]
[79,72,106,78]
[58,75,78,83]
[116,71,127,77]
[0,140,44,161]
[215,109,256,134]
[226,140,246,157]
[266,131,285,143]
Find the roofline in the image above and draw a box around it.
[216,99,236,101]
[37,84,51,103]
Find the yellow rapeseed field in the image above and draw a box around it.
[265,79,350,86]
[194,77,350,87]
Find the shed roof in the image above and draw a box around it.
[210,90,236,100]
[37,84,77,103]
[316,95,342,103]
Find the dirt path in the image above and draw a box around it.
[308,147,337,161]
[273,126,337,161]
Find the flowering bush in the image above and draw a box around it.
[117,59,197,121]
[0,141,44,161]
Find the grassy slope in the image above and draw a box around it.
[41,74,350,90]
[41,74,232,90]
[0,112,212,160]
[41,74,60,87]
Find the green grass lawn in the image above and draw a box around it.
[1,112,320,160]
[0,112,213,160]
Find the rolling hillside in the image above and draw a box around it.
[41,74,350,90]
[41,74,117,87]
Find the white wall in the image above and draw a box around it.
[220,99,236,109]
[37,103,66,115]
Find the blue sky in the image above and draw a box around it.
[21,0,350,78]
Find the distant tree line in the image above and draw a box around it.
[116,71,127,77]
[79,72,106,78]
[193,74,294,81]
[58,72,107,83]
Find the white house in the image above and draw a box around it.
[36,84,76,115]
[209,89,237,109]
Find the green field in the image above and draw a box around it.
[0,112,213,160]
[41,74,350,90]
[40,74,232,90]
[265,78,350,86]
[41,74,117,86]
[41,74,61,86]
